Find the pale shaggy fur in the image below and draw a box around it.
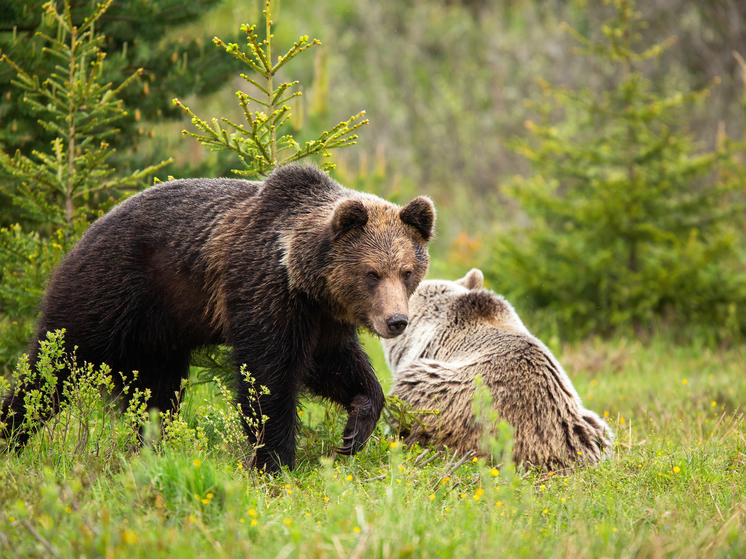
[382,269,613,470]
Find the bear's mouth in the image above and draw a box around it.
[367,316,409,339]
[365,320,391,339]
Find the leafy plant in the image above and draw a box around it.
[196,366,270,470]
[490,0,746,340]
[1,330,150,468]
[381,394,440,441]
[173,0,368,177]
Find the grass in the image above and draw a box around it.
[1,334,744,558]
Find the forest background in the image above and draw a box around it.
[0,0,745,557]
[2,0,746,360]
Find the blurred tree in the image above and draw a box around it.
[490,0,746,340]
[646,0,746,137]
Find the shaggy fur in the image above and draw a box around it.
[382,269,613,470]
[1,164,436,472]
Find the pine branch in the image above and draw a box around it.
[0,0,170,229]
[175,0,367,178]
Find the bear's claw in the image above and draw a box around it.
[336,430,360,455]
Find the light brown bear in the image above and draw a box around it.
[382,269,613,470]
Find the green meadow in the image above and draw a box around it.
[1,334,744,558]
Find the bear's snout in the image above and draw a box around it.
[386,314,408,336]
[369,278,411,338]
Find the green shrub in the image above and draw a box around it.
[1,330,150,470]
[173,0,367,178]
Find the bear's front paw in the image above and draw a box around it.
[336,393,383,455]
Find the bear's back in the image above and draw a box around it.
[432,319,553,374]
[42,178,262,330]
[58,178,259,273]
[96,178,259,238]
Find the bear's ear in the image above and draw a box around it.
[455,268,484,290]
[400,196,436,242]
[331,198,369,240]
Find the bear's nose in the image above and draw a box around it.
[386,314,408,336]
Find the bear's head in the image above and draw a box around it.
[324,195,436,338]
[381,268,528,369]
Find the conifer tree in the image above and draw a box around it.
[492,0,746,339]
[0,0,240,201]
[174,0,368,179]
[0,0,171,371]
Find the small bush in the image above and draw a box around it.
[1,330,150,470]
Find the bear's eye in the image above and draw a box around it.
[402,270,413,281]
[367,271,380,281]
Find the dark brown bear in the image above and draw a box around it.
[1,164,435,471]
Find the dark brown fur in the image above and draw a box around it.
[1,164,436,472]
[382,269,613,471]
